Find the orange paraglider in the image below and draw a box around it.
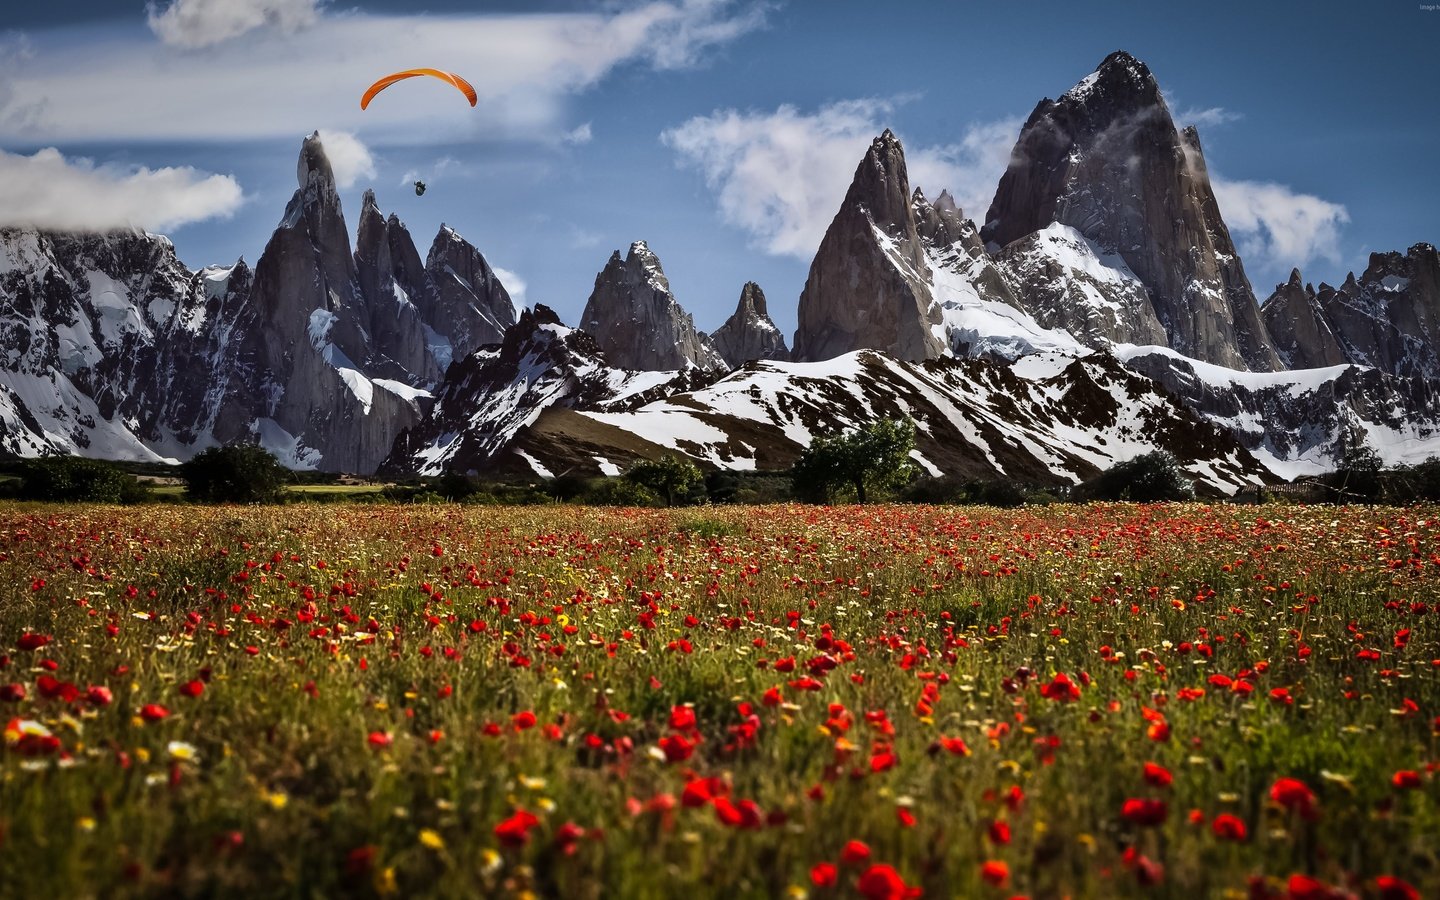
[360,69,478,110]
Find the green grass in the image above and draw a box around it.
[0,502,1435,899]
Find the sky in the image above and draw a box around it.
[1,0,1437,341]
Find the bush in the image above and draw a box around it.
[792,419,917,504]
[16,456,149,504]
[181,446,289,504]
[1408,457,1440,502]
[1076,451,1194,502]
[582,478,662,507]
[625,455,703,507]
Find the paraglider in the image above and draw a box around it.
[360,68,477,110]
[414,181,427,197]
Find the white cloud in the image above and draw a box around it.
[0,3,765,145]
[561,122,593,146]
[492,266,527,307]
[314,129,373,189]
[662,99,1018,258]
[0,147,243,231]
[146,0,324,49]
[1212,176,1350,271]
[1176,106,1242,129]
[906,118,1024,219]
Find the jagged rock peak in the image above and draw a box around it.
[1061,50,1159,105]
[738,281,767,317]
[579,241,725,371]
[793,130,943,363]
[711,281,788,368]
[297,131,337,189]
[530,303,563,327]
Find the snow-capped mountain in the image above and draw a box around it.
[0,133,515,471]
[2,52,1436,488]
[984,51,1281,372]
[383,303,1265,493]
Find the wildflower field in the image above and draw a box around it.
[1,501,1437,899]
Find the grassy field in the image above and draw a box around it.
[0,502,1435,898]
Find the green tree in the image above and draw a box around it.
[181,446,289,504]
[792,418,918,504]
[625,455,703,507]
[17,456,149,504]
[1077,451,1194,502]
[1333,444,1383,502]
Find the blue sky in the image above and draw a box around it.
[1,0,1436,340]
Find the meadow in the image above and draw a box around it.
[0,501,1435,899]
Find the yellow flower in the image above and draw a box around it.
[419,828,445,850]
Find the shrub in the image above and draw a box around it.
[625,456,703,507]
[181,446,289,504]
[1076,451,1194,502]
[583,478,661,507]
[16,456,149,504]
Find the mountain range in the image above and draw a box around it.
[3,51,1437,491]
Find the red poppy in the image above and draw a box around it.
[139,703,170,722]
[987,820,1011,845]
[810,862,839,887]
[1269,778,1318,820]
[553,821,586,855]
[367,731,392,749]
[1142,762,1173,788]
[512,710,537,731]
[856,863,920,900]
[839,839,871,866]
[494,808,540,847]
[1285,874,1334,900]
[1120,797,1167,827]
[178,680,205,698]
[1391,770,1422,790]
[896,806,916,828]
[0,683,25,703]
[1038,672,1081,702]
[1376,875,1421,900]
[86,685,113,706]
[658,733,697,763]
[980,860,1009,886]
[1211,813,1247,841]
[16,633,52,652]
[669,705,697,731]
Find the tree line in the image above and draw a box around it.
[4,422,1439,505]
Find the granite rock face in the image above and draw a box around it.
[1316,245,1440,380]
[579,240,726,371]
[983,51,1280,371]
[710,282,788,367]
[792,130,945,363]
[1261,269,1348,370]
[423,224,518,369]
[353,191,444,384]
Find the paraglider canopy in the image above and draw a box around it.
[414,181,427,196]
[360,68,477,110]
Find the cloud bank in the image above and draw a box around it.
[0,147,243,231]
[662,99,1018,258]
[0,1,767,145]
[1212,176,1350,272]
[146,0,324,49]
